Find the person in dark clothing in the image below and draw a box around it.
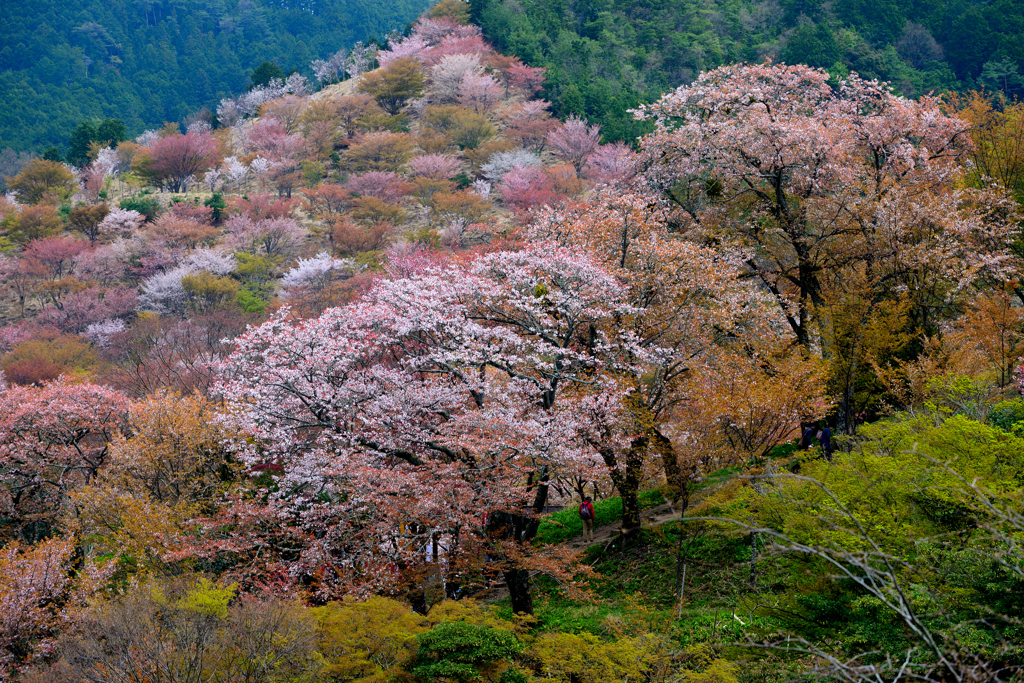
[818,425,833,461]
[579,496,595,541]
[800,425,816,449]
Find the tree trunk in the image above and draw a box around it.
[651,427,683,505]
[619,440,645,536]
[504,568,534,616]
[484,469,549,615]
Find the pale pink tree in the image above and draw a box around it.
[497,164,560,211]
[547,115,601,173]
[634,63,1021,356]
[217,243,643,610]
[430,54,481,102]
[382,242,447,278]
[36,286,137,333]
[98,208,145,237]
[224,215,305,260]
[0,379,132,535]
[346,171,413,202]
[459,71,503,112]
[501,100,556,151]
[408,153,462,179]
[583,142,637,185]
[244,117,304,164]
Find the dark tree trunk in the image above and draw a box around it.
[504,568,534,616]
[618,439,645,536]
[484,468,550,615]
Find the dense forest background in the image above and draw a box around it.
[0,0,434,152]
[5,0,1024,153]
[472,0,1024,141]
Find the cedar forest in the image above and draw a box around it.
[2,0,1024,681]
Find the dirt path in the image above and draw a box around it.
[470,503,686,603]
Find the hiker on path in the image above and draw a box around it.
[800,424,816,449]
[818,425,833,461]
[579,496,595,541]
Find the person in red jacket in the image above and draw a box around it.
[579,496,595,541]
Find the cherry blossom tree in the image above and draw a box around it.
[223,215,305,261]
[497,164,559,211]
[634,63,1022,430]
[0,379,132,540]
[408,153,462,179]
[635,63,1020,348]
[458,71,503,112]
[142,130,220,192]
[584,142,636,185]
[218,243,644,611]
[507,61,547,95]
[0,537,76,677]
[312,48,348,86]
[430,54,481,103]
[546,115,601,173]
[97,208,144,237]
[347,171,413,202]
[501,100,556,152]
[527,191,818,525]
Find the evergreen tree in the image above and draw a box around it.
[67,122,97,167]
[251,61,285,89]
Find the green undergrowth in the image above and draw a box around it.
[534,456,767,546]
[534,489,665,545]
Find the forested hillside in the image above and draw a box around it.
[473,0,1024,140]
[0,0,433,151]
[3,1,1024,681]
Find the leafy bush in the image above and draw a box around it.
[120,194,161,221]
[409,621,522,682]
[988,399,1024,434]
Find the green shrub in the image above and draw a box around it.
[120,194,160,221]
[989,399,1024,434]
[410,621,521,682]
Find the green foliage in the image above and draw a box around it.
[410,621,522,682]
[234,251,276,301]
[41,146,64,162]
[172,578,237,618]
[0,0,437,152]
[251,61,285,89]
[314,596,427,682]
[533,489,664,545]
[236,287,267,314]
[204,192,227,223]
[781,22,842,69]
[120,194,160,221]
[988,399,1024,434]
[181,271,240,312]
[68,121,97,167]
[522,631,662,683]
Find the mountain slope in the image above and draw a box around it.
[471,0,1024,143]
[0,0,434,152]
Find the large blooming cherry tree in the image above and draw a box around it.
[218,243,646,613]
[635,63,1020,428]
[0,379,132,540]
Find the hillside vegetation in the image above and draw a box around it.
[2,1,1024,681]
[473,0,1024,140]
[0,0,434,151]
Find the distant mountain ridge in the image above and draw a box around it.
[0,0,435,151]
